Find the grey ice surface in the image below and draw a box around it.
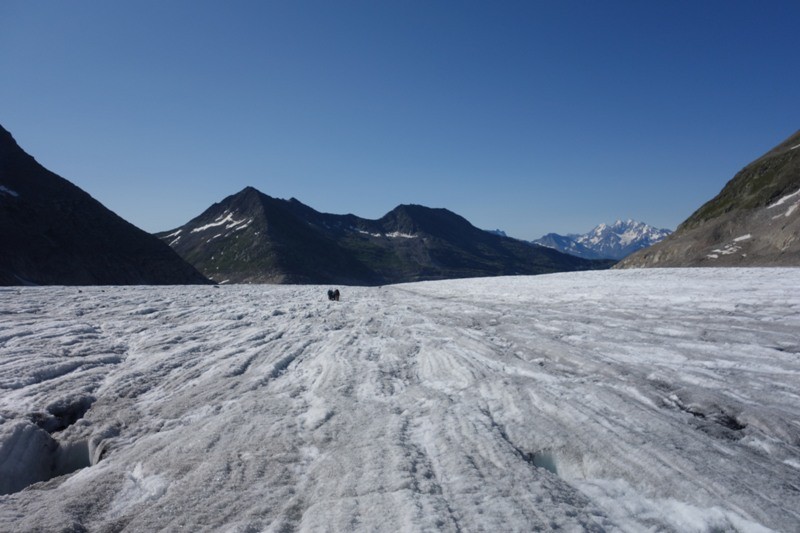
[1,269,799,532]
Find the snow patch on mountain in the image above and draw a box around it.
[190,211,252,233]
[353,228,418,239]
[0,185,19,197]
[768,188,800,219]
[386,231,417,239]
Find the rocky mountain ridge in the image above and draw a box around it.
[158,187,613,284]
[0,125,210,286]
[618,130,800,268]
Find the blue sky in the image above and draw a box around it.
[1,1,798,239]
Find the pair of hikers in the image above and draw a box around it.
[327,289,340,301]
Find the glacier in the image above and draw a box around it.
[1,269,799,532]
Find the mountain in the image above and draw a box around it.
[157,187,613,284]
[0,124,210,285]
[534,233,597,259]
[533,220,672,260]
[618,130,800,268]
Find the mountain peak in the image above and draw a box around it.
[0,123,16,145]
[611,219,635,229]
[0,123,210,285]
[380,203,476,242]
[533,220,672,260]
[159,191,611,284]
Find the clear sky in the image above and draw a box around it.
[1,1,798,239]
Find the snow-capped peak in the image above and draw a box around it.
[533,220,672,260]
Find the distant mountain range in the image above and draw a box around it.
[157,187,613,285]
[533,220,672,260]
[0,125,210,286]
[618,130,800,268]
[6,119,796,285]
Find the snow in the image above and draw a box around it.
[767,189,800,219]
[0,185,20,197]
[1,269,799,531]
[190,212,251,233]
[710,244,742,256]
[770,193,799,209]
[706,234,752,259]
[707,235,755,258]
[355,229,418,239]
[569,220,672,259]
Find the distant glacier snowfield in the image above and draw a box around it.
[1,269,799,532]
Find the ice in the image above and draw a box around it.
[108,463,169,519]
[0,269,799,531]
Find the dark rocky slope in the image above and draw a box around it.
[159,187,612,284]
[0,125,210,285]
[617,130,800,268]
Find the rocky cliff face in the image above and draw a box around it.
[617,130,800,268]
[0,125,210,285]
